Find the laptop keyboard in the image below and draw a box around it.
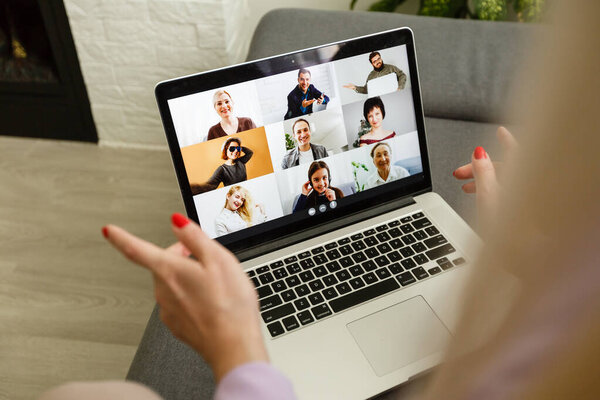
[246,211,466,338]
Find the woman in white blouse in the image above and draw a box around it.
[215,185,267,236]
[365,142,409,189]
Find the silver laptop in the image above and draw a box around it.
[156,28,481,399]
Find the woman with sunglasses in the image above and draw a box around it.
[190,137,253,195]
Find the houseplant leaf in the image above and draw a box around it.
[513,0,545,22]
[367,0,407,12]
[474,0,508,21]
[418,0,467,18]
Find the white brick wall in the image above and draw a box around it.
[64,0,249,148]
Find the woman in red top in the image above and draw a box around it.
[207,90,256,140]
[358,96,396,146]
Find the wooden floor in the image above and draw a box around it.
[0,136,184,400]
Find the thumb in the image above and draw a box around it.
[472,146,499,236]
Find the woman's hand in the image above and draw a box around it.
[453,127,518,235]
[324,188,336,201]
[102,214,268,383]
[301,181,311,196]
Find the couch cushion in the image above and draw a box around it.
[247,9,535,123]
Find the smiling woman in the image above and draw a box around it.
[207,90,257,140]
[365,141,409,189]
[292,160,344,212]
[214,185,267,236]
[358,96,396,146]
[190,137,254,195]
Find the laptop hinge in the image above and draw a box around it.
[236,195,417,262]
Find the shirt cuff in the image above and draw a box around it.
[214,362,296,400]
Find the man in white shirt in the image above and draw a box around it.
[281,118,328,169]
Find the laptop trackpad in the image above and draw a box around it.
[347,296,451,377]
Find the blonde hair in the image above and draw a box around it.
[212,89,232,106]
[224,185,255,225]
[424,1,600,399]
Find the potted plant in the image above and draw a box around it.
[351,0,546,22]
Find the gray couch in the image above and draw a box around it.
[127,9,534,399]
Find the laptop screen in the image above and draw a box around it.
[156,28,431,254]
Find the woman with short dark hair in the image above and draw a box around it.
[358,96,396,146]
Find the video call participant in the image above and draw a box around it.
[343,51,407,94]
[358,96,396,146]
[281,118,328,169]
[293,160,344,212]
[190,137,253,195]
[365,142,409,189]
[284,68,330,120]
[214,185,267,236]
[207,90,256,140]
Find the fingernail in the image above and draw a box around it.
[474,146,487,160]
[452,170,456,177]
[172,213,189,228]
[102,226,109,239]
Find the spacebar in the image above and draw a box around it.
[329,278,400,313]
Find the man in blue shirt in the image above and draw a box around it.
[284,68,330,120]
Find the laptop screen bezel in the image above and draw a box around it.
[155,27,432,255]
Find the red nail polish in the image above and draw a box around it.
[474,146,486,160]
[102,226,109,239]
[172,213,189,228]
[452,170,456,177]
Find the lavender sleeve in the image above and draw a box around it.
[214,362,297,400]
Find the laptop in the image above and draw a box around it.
[155,28,481,399]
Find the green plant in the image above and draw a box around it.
[284,132,295,150]
[352,119,371,148]
[350,0,546,22]
[351,161,370,192]
[513,0,545,22]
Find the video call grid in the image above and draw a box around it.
[168,44,422,238]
